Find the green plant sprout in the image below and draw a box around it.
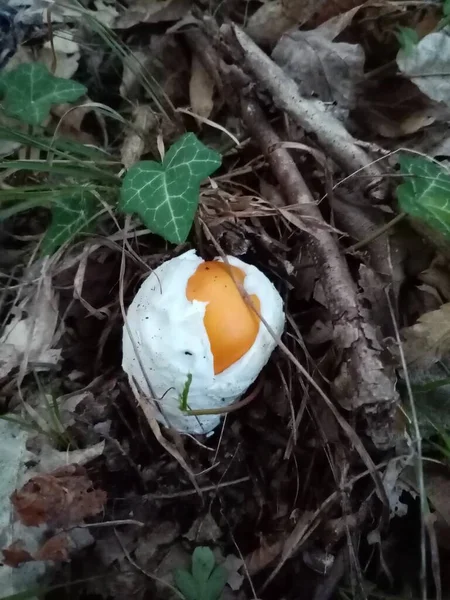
[174,547,227,600]
[0,62,222,254]
[178,373,193,412]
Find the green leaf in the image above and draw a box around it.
[179,373,193,411]
[41,188,99,255]
[205,566,227,600]
[119,133,221,244]
[443,0,450,17]
[395,26,419,55]
[397,154,450,239]
[174,569,199,600]
[0,63,86,126]
[192,547,216,584]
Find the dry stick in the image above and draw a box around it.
[142,476,251,500]
[345,212,407,254]
[231,25,383,184]
[200,221,390,576]
[385,288,437,600]
[241,98,398,451]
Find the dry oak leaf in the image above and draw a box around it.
[402,302,450,368]
[11,464,106,527]
[36,533,70,562]
[1,541,33,568]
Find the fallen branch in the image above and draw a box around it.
[239,99,398,449]
[230,25,383,186]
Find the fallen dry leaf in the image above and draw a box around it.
[116,0,191,28]
[221,554,244,591]
[121,105,158,168]
[397,32,450,109]
[402,302,450,368]
[11,464,106,528]
[1,541,33,568]
[189,54,215,119]
[272,27,364,109]
[246,0,299,46]
[36,533,70,562]
[245,539,284,575]
[0,274,61,379]
[184,513,221,543]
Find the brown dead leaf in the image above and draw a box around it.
[1,541,33,568]
[0,274,61,380]
[312,0,365,25]
[246,1,300,46]
[189,54,215,120]
[185,513,221,543]
[419,256,450,302]
[36,533,70,562]
[121,106,158,169]
[356,77,449,139]
[272,26,364,109]
[403,465,450,550]
[12,464,106,527]
[245,539,284,575]
[247,0,331,46]
[116,0,191,28]
[402,303,450,369]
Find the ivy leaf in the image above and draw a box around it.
[397,154,450,239]
[119,133,221,244]
[0,63,87,126]
[41,189,99,255]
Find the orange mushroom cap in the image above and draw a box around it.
[186,261,261,374]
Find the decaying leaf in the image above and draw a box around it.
[397,31,450,108]
[35,533,70,562]
[189,54,215,119]
[246,0,301,46]
[0,274,61,379]
[121,105,158,169]
[272,25,365,109]
[1,542,33,568]
[185,514,221,543]
[11,464,106,527]
[2,534,70,567]
[402,302,450,368]
[116,0,191,28]
[221,554,244,591]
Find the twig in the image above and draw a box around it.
[230,25,383,185]
[345,212,406,254]
[240,98,398,450]
[142,476,251,500]
[385,288,435,600]
[75,519,144,529]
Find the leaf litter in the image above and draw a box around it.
[4,0,450,599]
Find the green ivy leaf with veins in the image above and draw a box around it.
[0,63,87,126]
[174,547,227,600]
[397,154,450,239]
[119,133,222,244]
[41,189,99,256]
